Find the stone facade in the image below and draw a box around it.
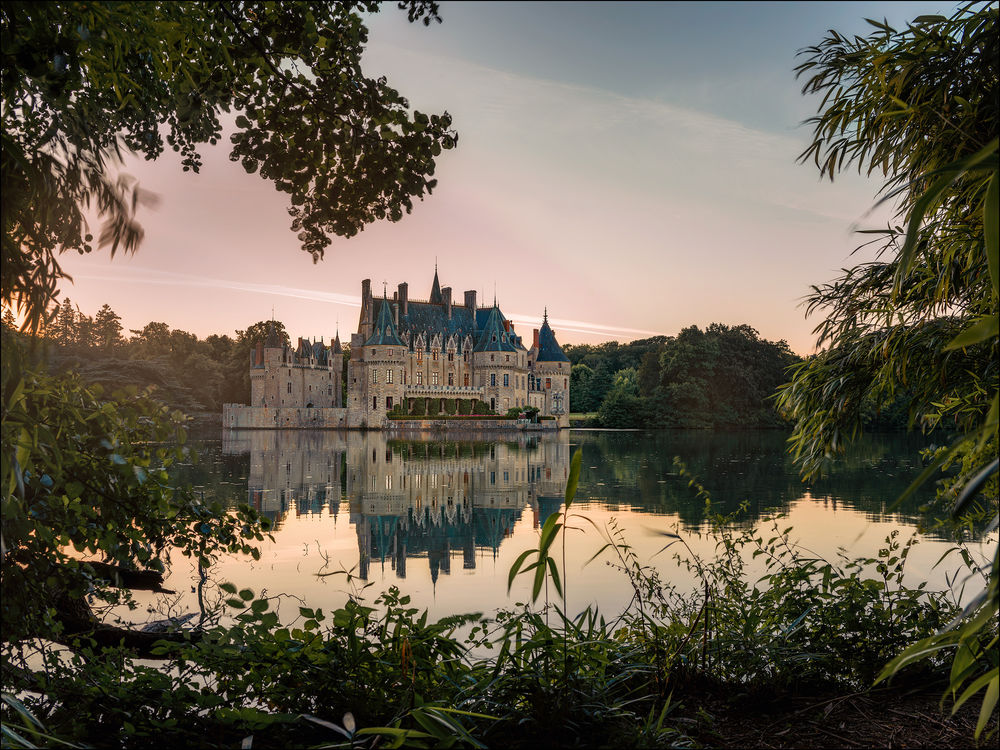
[346,269,570,428]
[225,269,571,429]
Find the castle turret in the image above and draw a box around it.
[531,309,570,426]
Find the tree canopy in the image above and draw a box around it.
[2,0,457,330]
[777,3,997,734]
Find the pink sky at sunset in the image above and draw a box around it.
[52,1,958,354]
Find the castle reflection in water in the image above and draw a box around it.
[221,431,571,584]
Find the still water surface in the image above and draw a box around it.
[150,429,987,625]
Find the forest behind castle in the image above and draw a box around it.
[13,300,915,432]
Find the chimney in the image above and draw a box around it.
[255,340,263,365]
[398,282,408,316]
[464,290,477,331]
[442,287,452,318]
[533,329,540,349]
[361,278,372,328]
[393,303,399,327]
[503,320,511,333]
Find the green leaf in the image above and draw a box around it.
[239,588,254,601]
[507,549,535,593]
[546,556,562,598]
[219,582,237,594]
[943,315,998,350]
[564,447,582,507]
[985,171,999,298]
[975,675,998,739]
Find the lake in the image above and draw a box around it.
[146,428,989,626]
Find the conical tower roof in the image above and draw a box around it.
[429,266,443,305]
[474,302,517,352]
[364,298,404,346]
[535,309,569,362]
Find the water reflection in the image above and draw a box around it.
[205,427,951,592]
[221,431,570,583]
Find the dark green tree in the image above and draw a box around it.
[92,303,124,351]
[2,1,456,332]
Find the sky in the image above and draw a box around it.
[54,1,959,354]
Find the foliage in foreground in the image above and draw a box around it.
[778,4,998,735]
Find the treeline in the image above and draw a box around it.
[7,298,339,417]
[566,324,798,428]
[567,323,912,430]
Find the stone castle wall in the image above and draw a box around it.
[224,404,348,429]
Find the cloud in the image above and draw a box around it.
[72,267,659,339]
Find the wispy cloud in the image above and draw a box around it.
[73,267,659,339]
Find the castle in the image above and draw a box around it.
[226,268,570,429]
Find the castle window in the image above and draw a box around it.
[433,351,438,362]
[416,371,422,385]
[373,396,377,409]
[287,382,292,393]
[372,349,377,356]
[372,369,378,384]
[386,396,393,409]
[328,385,333,395]
[490,354,494,362]
[448,372,454,385]
[503,374,509,387]
[492,335,497,342]
[546,377,551,389]
[565,378,568,389]
[464,373,469,387]
[386,369,393,384]
[402,371,406,385]
[448,352,454,362]
[490,373,496,387]
[432,372,439,385]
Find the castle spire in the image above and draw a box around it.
[429,265,442,305]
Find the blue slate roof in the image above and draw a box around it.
[535,317,569,362]
[365,297,404,346]
[474,305,519,352]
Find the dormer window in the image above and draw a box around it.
[492,334,497,342]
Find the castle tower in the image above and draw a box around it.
[530,309,571,427]
[351,295,406,427]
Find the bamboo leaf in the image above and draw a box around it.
[507,549,535,593]
[943,315,998,350]
[986,171,999,297]
[564,447,582,507]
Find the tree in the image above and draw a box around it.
[2,1,457,331]
[92,303,124,351]
[569,363,594,411]
[777,4,997,736]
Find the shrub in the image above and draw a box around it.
[443,398,457,415]
[457,399,471,415]
[427,398,440,416]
